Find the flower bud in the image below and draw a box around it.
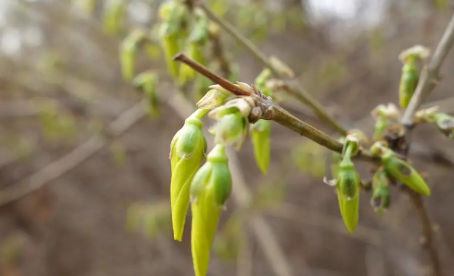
[374,145,430,196]
[342,135,360,158]
[399,61,419,108]
[250,119,271,174]
[335,156,360,233]
[210,112,248,150]
[120,30,146,81]
[190,144,232,276]
[371,169,391,215]
[373,118,389,140]
[432,112,454,138]
[254,69,273,97]
[102,0,126,36]
[169,109,208,241]
[197,85,234,110]
[133,71,159,117]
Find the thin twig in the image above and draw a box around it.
[401,14,454,127]
[397,14,454,276]
[0,100,148,207]
[174,53,379,163]
[196,1,348,136]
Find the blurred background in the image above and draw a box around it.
[0,0,454,275]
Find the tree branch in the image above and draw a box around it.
[401,14,454,127]
[174,54,379,163]
[196,1,348,136]
[0,100,148,207]
[397,14,454,276]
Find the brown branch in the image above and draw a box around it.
[0,100,148,207]
[174,54,379,163]
[196,1,348,136]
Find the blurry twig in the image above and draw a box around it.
[397,14,454,276]
[0,100,148,207]
[167,94,299,276]
[266,203,383,246]
[401,14,454,127]
[196,1,348,136]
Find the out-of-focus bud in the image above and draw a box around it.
[196,84,235,110]
[190,144,232,276]
[133,71,159,117]
[371,103,400,140]
[431,112,454,139]
[102,0,126,36]
[371,142,430,196]
[254,69,273,97]
[169,109,208,241]
[209,98,254,150]
[158,2,187,78]
[250,119,271,174]
[414,106,439,123]
[120,29,147,81]
[342,135,360,158]
[398,45,430,108]
[371,168,391,215]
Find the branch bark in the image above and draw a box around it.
[196,1,348,136]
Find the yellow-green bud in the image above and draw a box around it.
[371,169,391,215]
[372,143,430,196]
[432,112,454,139]
[190,144,232,276]
[336,156,360,233]
[169,109,208,241]
[250,119,271,174]
[133,71,159,117]
[197,85,234,110]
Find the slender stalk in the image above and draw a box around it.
[173,53,379,163]
[397,15,454,276]
[196,1,348,136]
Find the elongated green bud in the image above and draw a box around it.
[169,109,208,241]
[398,45,430,108]
[432,112,454,139]
[133,71,159,117]
[250,119,271,174]
[371,169,391,214]
[336,153,360,233]
[102,0,126,36]
[161,30,181,78]
[399,60,419,108]
[372,142,430,195]
[120,30,146,81]
[191,144,232,276]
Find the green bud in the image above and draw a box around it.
[102,0,126,36]
[432,112,454,138]
[371,169,391,214]
[197,85,234,110]
[250,119,271,174]
[254,69,273,97]
[191,144,232,276]
[133,71,159,117]
[399,61,419,108]
[378,147,430,196]
[120,30,146,81]
[336,156,360,233]
[169,109,208,241]
[373,118,388,140]
[342,135,360,158]
[160,29,181,78]
[210,112,248,150]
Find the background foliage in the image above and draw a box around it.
[0,0,454,275]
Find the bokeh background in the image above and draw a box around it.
[1,0,454,275]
